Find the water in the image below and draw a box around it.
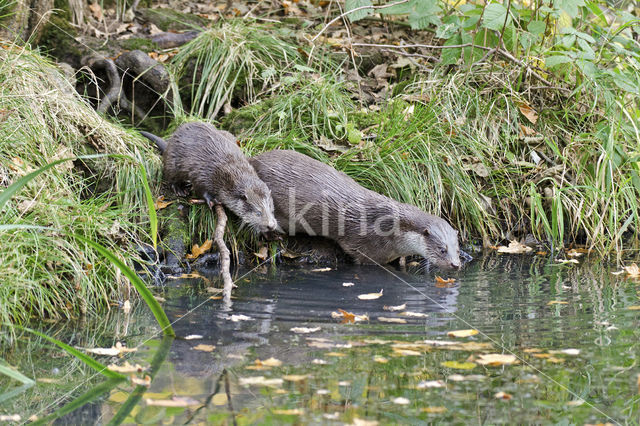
[2,253,640,424]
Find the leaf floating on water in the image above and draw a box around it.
[416,380,446,389]
[131,375,151,387]
[441,361,476,370]
[83,342,136,356]
[290,327,321,334]
[254,246,268,260]
[435,276,456,284]
[273,409,304,415]
[332,309,368,323]
[358,289,383,300]
[193,344,216,352]
[383,303,406,311]
[107,362,145,373]
[497,241,533,254]
[184,334,203,340]
[229,314,253,322]
[393,348,422,356]
[154,196,173,210]
[378,317,407,324]
[283,374,309,382]
[447,329,479,338]
[555,258,579,264]
[549,348,580,356]
[311,267,332,272]
[494,391,512,400]
[239,376,284,387]
[547,300,568,306]
[326,352,346,357]
[476,354,517,366]
[448,374,486,382]
[312,359,328,365]
[627,306,640,310]
[256,357,282,367]
[423,339,457,346]
[373,355,388,363]
[422,406,447,414]
[343,282,355,287]
[350,417,379,426]
[146,396,201,407]
[392,397,410,405]
[170,272,209,282]
[401,311,428,318]
[185,240,212,260]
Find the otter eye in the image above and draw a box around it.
[440,247,446,254]
[256,211,262,217]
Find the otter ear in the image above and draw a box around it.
[422,227,430,236]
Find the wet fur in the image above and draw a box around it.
[250,150,461,269]
[142,122,276,234]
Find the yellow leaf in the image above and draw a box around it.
[283,374,309,382]
[476,353,517,366]
[238,376,283,387]
[547,300,568,305]
[255,357,282,367]
[447,329,479,338]
[627,305,640,310]
[383,303,406,311]
[422,406,447,413]
[273,409,304,415]
[192,344,216,352]
[154,196,173,210]
[494,391,512,400]
[435,276,456,284]
[107,362,145,373]
[211,393,227,405]
[441,361,476,370]
[378,317,407,324]
[290,327,321,334]
[254,246,268,260]
[497,241,533,254]
[373,356,388,363]
[185,240,213,260]
[358,289,383,300]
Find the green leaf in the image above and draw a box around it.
[585,1,607,26]
[545,55,574,67]
[441,34,463,66]
[74,235,175,337]
[16,326,126,379]
[482,3,511,31]
[527,20,546,35]
[0,359,35,404]
[346,0,373,22]
[408,0,441,29]
[556,0,585,18]
[380,0,414,15]
[137,163,157,249]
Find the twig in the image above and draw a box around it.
[496,47,553,86]
[381,48,439,63]
[311,0,410,42]
[214,204,234,304]
[353,42,493,51]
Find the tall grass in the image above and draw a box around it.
[0,43,162,325]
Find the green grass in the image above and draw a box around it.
[0,44,162,326]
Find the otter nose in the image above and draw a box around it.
[450,261,460,270]
[267,218,278,232]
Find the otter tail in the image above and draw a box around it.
[140,131,167,153]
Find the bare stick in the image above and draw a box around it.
[352,42,493,51]
[214,204,234,304]
[311,0,410,42]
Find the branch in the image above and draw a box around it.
[311,0,410,42]
[213,204,234,305]
[352,42,493,51]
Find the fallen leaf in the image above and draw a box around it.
[229,314,252,321]
[435,276,456,284]
[254,246,268,260]
[378,317,407,324]
[290,327,321,334]
[358,289,384,300]
[392,397,410,405]
[519,123,537,137]
[0,415,20,422]
[476,353,517,366]
[343,282,355,287]
[566,399,585,407]
[518,102,538,124]
[283,374,309,382]
[612,270,626,276]
[312,359,328,365]
[89,2,103,20]
[549,348,580,356]
[627,306,640,310]
[416,380,445,389]
[547,300,568,305]
[383,303,406,311]
[566,249,584,258]
[351,417,379,426]
[193,344,216,352]
[255,357,282,367]
[447,329,479,338]
[497,241,533,254]
[401,311,428,318]
[311,267,332,272]
[146,396,200,407]
[131,375,151,387]
[154,196,173,210]
[447,374,486,382]
[393,348,422,356]
[624,263,640,277]
[107,362,145,373]
[273,409,304,415]
[373,355,388,363]
[441,361,476,370]
[239,376,283,387]
[184,334,203,340]
[82,344,136,356]
[556,258,579,264]
[185,240,212,260]
[422,406,447,413]
[326,352,346,357]
[494,391,512,400]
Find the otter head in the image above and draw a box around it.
[420,217,461,270]
[227,182,277,234]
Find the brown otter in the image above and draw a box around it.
[140,122,277,234]
[249,150,461,269]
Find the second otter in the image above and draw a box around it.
[141,122,277,234]
[250,150,461,269]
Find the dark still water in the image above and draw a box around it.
[2,253,640,424]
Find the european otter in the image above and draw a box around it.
[249,150,461,269]
[140,122,277,234]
